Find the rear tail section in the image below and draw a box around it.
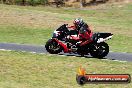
[92,33,113,43]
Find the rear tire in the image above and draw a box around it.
[45,39,62,54]
[90,42,109,58]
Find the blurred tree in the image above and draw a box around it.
[54,0,64,7]
[80,0,86,7]
[22,0,26,5]
[3,0,15,4]
[0,0,7,4]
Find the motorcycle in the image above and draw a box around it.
[45,24,113,58]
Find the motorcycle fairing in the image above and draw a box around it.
[52,38,69,53]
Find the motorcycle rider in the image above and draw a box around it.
[68,18,93,46]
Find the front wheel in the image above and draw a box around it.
[45,39,62,54]
[89,42,109,58]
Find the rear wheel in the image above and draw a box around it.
[45,39,62,54]
[90,42,109,58]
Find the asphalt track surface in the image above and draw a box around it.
[0,43,132,62]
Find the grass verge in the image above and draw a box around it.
[0,51,132,88]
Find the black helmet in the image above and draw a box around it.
[73,18,84,30]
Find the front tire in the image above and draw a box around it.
[45,39,62,54]
[90,42,109,58]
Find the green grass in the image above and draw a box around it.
[0,3,132,52]
[0,26,52,44]
[108,34,132,52]
[0,51,132,88]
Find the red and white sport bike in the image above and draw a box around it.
[45,24,113,58]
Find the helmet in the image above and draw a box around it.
[73,18,84,30]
